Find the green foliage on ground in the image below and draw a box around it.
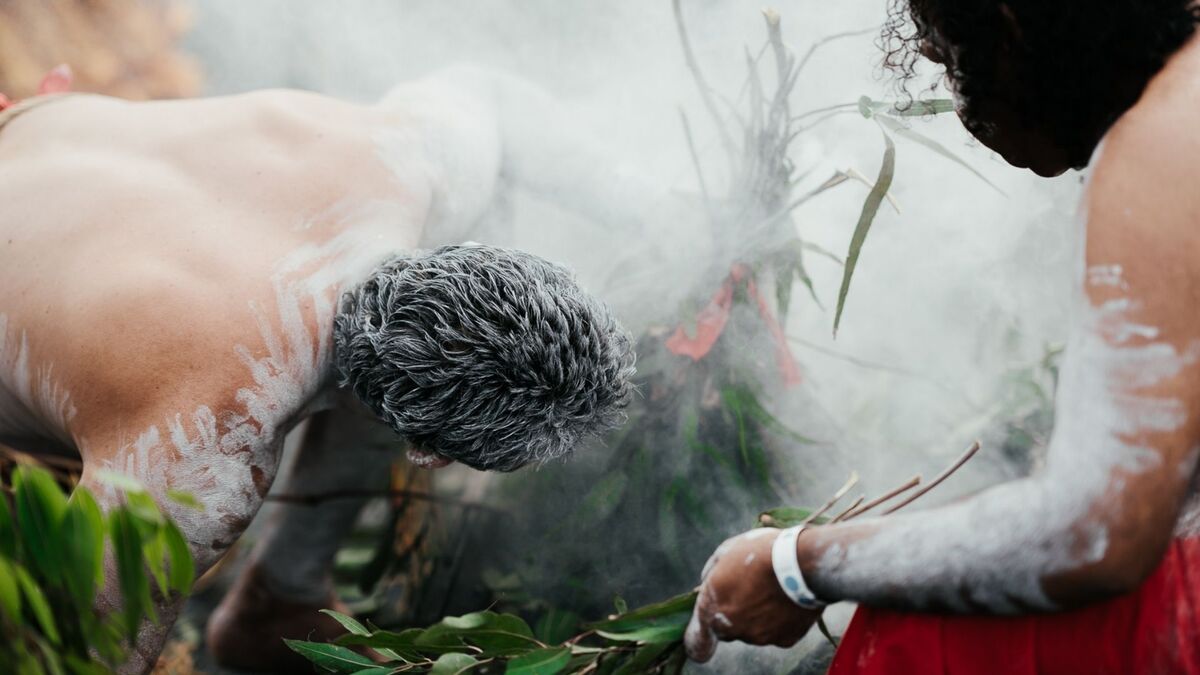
[0,464,196,673]
[288,592,697,675]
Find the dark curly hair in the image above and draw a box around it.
[333,244,635,472]
[882,0,1200,167]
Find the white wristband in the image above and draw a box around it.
[771,525,826,610]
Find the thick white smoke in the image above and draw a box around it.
[185,0,1083,669]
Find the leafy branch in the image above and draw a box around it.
[0,463,197,673]
[291,443,981,674]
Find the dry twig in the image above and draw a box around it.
[882,441,981,515]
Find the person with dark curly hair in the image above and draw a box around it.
[687,1,1200,672]
[0,66,640,672]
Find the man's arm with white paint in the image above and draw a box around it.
[685,96,1200,659]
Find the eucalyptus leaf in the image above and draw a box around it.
[282,640,378,673]
[505,646,571,675]
[587,591,697,633]
[429,652,480,675]
[322,608,372,636]
[612,642,675,675]
[834,126,895,336]
[595,622,686,645]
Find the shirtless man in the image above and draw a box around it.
[688,1,1200,672]
[0,67,639,672]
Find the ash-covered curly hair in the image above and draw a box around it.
[333,244,635,472]
[881,0,1200,167]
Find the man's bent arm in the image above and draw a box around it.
[799,114,1200,613]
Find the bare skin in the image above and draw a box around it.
[686,21,1200,664]
[0,68,663,672]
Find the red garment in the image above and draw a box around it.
[829,537,1200,674]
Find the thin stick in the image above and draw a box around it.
[842,475,921,521]
[791,26,878,82]
[679,108,715,220]
[830,495,864,523]
[882,441,981,515]
[671,0,738,166]
[802,471,859,526]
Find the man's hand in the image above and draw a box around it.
[684,528,822,662]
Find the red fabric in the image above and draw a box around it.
[829,537,1200,675]
[665,264,802,386]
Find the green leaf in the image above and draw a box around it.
[535,608,580,646]
[110,509,153,639]
[587,591,697,633]
[457,615,541,655]
[612,642,675,675]
[14,563,60,644]
[124,491,163,528]
[165,489,204,511]
[321,609,371,636]
[162,521,194,595]
[0,558,22,620]
[505,646,570,675]
[430,652,480,675]
[14,465,68,580]
[0,492,16,558]
[757,507,826,528]
[61,488,106,609]
[834,126,896,336]
[876,115,1005,195]
[141,528,168,597]
[283,640,378,673]
[349,669,394,675]
[595,622,686,644]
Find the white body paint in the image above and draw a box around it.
[97,203,414,566]
[812,197,1197,612]
[0,314,78,451]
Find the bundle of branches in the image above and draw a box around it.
[289,443,981,674]
[460,3,988,617]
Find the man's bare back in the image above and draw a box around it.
[0,89,433,551]
[0,72,639,672]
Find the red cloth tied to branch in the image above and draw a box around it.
[665,264,802,386]
[829,536,1200,674]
